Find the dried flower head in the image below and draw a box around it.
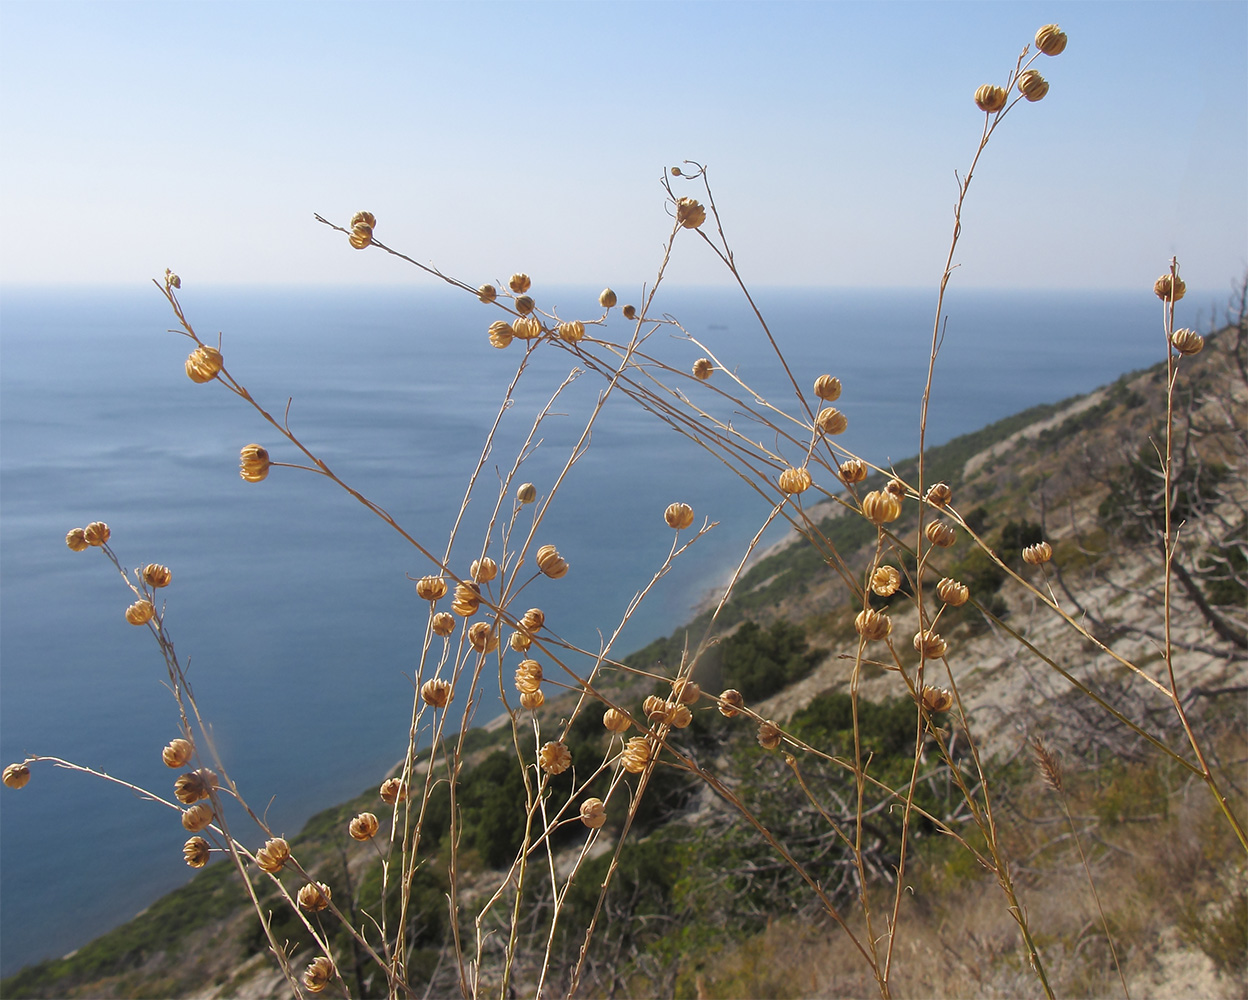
[142,563,172,588]
[488,320,514,349]
[974,84,1008,113]
[239,444,271,483]
[126,600,156,626]
[1031,737,1064,792]
[936,577,969,606]
[862,490,901,524]
[517,482,537,504]
[672,678,701,705]
[163,738,194,768]
[558,320,586,343]
[478,283,498,304]
[303,957,335,994]
[665,502,695,530]
[676,197,706,229]
[515,659,543,694]
[509,630,532,652]
[255,837,290,873]
[467,621,498,653]
[913,629,949,659]
[580,797,607,829]
[182,803,214,832]
[670,703,693,729]
[778,466,813,494]
[539,741,572,775]
[513,316,542,340]
[1022,541,1053,565]
[84,521,111,547]
[255,837,289,873]
[3,763,31,789]
[885,478,907,498]
[871,565,901,597]
[509,273,532,294]
[519,689,545,710]
[297,881,332,912]
[183,836,210,868]
[520,607,545,632]
[692,357,714,380]
[925,520,957,548]
[174,768,218,804]
[185,345,223,383]
[379,777,407,804]
[349,812,380,841]
[430,612,455,637]
[350,211,377,230]
[415,576,447,601]
[813,374,842,401]
[1170,328,1205,356]
[921,685,954,713]
[599,288,617,308]
[66,528,89,552]
[838,459,868,484]
[420,678,452,708]
[757,720,783,750]
[514,295,535,316]
[471,557,498,583]
[718,688,745,718]
[815,407,848,435]
[348,223,373,250]
[1016,69,1049,102]
[452,581,481,616]
[1154,273,1186,302]
[622,304,637,320]
[1034,24,1068,56]
[642,694,667,722]
[621,735,653,773]
[854,608,893,641]
[603,707,631,733]
[536,544,569,579]
[925,482,952,507]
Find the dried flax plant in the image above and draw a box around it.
[5,22,1245,1000]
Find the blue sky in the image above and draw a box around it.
[1,1,1244,291]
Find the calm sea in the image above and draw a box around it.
[0,283,1198,975]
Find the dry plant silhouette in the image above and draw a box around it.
[5,23,1246,1000]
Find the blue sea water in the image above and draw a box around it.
[0,282,1203,976]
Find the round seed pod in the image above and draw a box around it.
[718,688,745,718]
[813,374,842,401]
[676,197,706,229]
[514,295,535,316]
[603,707,631,733]
[517,482,537,504]
[303,957,335,994]
[379,777,407,804]
[349,812,380,841]
[509,273,532,294]
[165,270,182,289]
[672,679,701,705]
[854,608,893,641]
[862,490,902,524]
[1034,23,1068,56]
[1171,329,1205,356]
[838,459,868,485]
[670,703,693,729]
[349,224,373,250]
[520,689,545,710]
[239,444,271,483]
[478,283,498,304]
[937,577,970,607]
[126,600,156,626]
[622,305,637,320]
[84,521,111,547]
[1016,70,1049,102]
[621,735,653,773]
[665,502,695,530]
[539,741,572,775]
[515,659,543,694]
[471,557,498,583]
[488,320,515,349]
[174,768,217,804]
[974,84,1008,113]
[513,316,542,340]
[509,630,532,652]
[181,803,214,832]
[599,288,617,308]
[885,478,907,498]
[66,528,89,552]
[467,621,498,653]
[925,521,957,548]
[536,544,569,579]
[642,695,666,722]
[183,836,210,868]
[297,881,332,912]
[185,345,223,383]
[692,357,714,380]
[816,408,848,435]
[913,629,949,659]
[452,581,481,616]
[350,211,377,230]
[558,320,586,343]
[520,607,545,632]
[671,166,683,176]
[778,467,813,494]
[255,837,290,873]
[1022,541,1053,565]
[1154,274,1186,302]
[871,565,901,597]
[921,685,954,713]
[143,564,172,588]
[415,576,448,601]
[431,612,455,637]
[420,678,452,708]
[163,738,194,768]
[579,797,607,829]
[3,763,31,789]
[925,482,952,507]
[757,720,783,750]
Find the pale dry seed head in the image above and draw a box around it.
[718,688,745,718]
[813,374,842,401]
[471,557,498,583]
[536,544,569,579]
[580,797,607,829]
[885,477,907,498]
[665,502,695,530]
[539,741,572,775]
[599,288,617,308]
[349,812,380,841]
[1031,738,1064,792]
[815,407,848,435]
[185,345,223,383]
[415,576,448,601]
[603,707,631,733]
[1171,328,1204,356]
[871,565,901,597]
[239,444,271,483]
[692,357,714,380]
[1035,24,1068,56]
[509,273,532,294]
[163,738,194,768]
[478,283,498,304]
[670,703,693,729]
[452,581,481,616]
[255,837,290,873]
[3,763,31,789]
[621,736,653,773]
[1022,541,1053,565]
[517,482,538,504]
[862,490,901,524]
[515,659,543,694]
[183,837,210,868]
[143,563,172,588]
[303,957,335,994]
[925,482,952,507]
[298,881,332,912]
[855,608,893,641]
[622,304,637,320]
[558,320,586,343]
[84,521,111,547]
[348,223,373,250]
[488,320,514,349]
[1154,273,1187,302]
[676,197,706,229]
[974,84,1008,113]
[467,620,499,653]
[921,685,954,713]
[1017,69,1049,102]
[514,295,535,315]
[913,629,949,659]
[642,695,667,721]
[379,777,407,805]
[126,600,156,626]
[937,577,969,606]
[520,689,545,710]
[510,630,532,652]
[350,211,376,230]
[431,612,455,637]
[66,528,89,552]
[838,459,868,484]
[672,678,701,705]
[778,466,813,494]
[174,767,218,804]
[182,803,214,832]
[420,678,452,708]
[925,520,957,548]
[520,607,545,631]
[513,316,542,340]
[757,720,783,750]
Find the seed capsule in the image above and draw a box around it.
[621,735,653,773]
[517,482,537,504]
[182,803,214,832]
[452,581,481,616]
[885,478,907,498]
[813,374,842,401]
[510,630,531,652]
[514,295,535,315]
[509,273,532,294]
[488,320,514,349]
[174,768,218,804]
[348,812,379,841]
[66,528,89,552]
[478,284,498,304]
[1154,274,1186,302]
[757,721,783,750]
[183,837,210,868]
[599,288,617,308]
[580,797,607,829]
[239,444,271,483]
[431,611,455,637]
[126,600,155,626]
[603,707,631,732]
[670,703,693,728]
[142,564,172,588]
[672,679,701,705]
[854,608,893,641]
[717,688,745,718]
[350,211,377,230]
[642,694,667,722]
[165,270,181,289]
[1034,24,1067,56]
[163,738,194,768]
[415,576,447,601]
[974,84,1008,113]
[1022,541,1053,565]
[778,467,813,494]
[925,521,957,548]
[3,763,31,789]
[520,607,545,632]
[513,316,542,340]
[515,659,543,694]
[925,482,952,507]
[862,490,901,524]
[304,957,335,994]
[921,685,955,713]
[185,345,223,383]
[297,881,332,912]
[539,741,572,775]
[676,197,706,229]
[1016,70,1049,102]
[665,502,695,530]
[871,565,901,597]
[558,320,586,343]
[816,408,848,435]
[936,577,969,607]
[255,837,290,873]
[467,621,498,653]
[379,777,407,804]
[622,305,637,320]
[348,223,373,250]
[1170,329,1204,356]
[913,629,949,659]
[420,678,452,708]
[519,689,545,710]
[471,557,498,583]
[838,459,868,484]
[84,521,111,547]
[536,544,569,579]
[692,357,714,380]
